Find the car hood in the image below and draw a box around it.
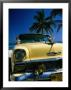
[14,42,62,60]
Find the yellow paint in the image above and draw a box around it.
[13,42,62,62]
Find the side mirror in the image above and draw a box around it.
[47,35,55,45]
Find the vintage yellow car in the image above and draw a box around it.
[9,34,62,81]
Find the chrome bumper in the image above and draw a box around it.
[10,69,62,81]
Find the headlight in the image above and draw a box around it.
[13,49,26,61]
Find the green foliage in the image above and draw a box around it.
[29,9,62,42]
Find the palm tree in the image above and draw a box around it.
[51,9,62,32]
[29,10,55,36]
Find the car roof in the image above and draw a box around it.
[17,34,50,40]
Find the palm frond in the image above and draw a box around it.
[57,23,62,32]
[51,9,62,18]
[29,22,39,31]
[34,10,45,22]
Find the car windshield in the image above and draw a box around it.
[17,34,49,43]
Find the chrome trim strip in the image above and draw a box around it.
[15,57,62,66]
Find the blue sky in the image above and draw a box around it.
[9,9,62,43]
